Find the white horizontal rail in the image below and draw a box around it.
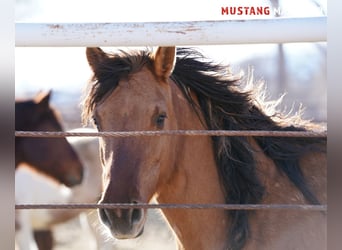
[15,17,326,47]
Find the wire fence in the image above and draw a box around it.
[15,203,327,211]
[15,130,327,138]
[15,15,327,214]
[15,128,327,212]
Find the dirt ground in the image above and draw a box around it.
[52,209,177,250]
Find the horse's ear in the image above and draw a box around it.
[34,90,51,108]
[86,47,108,72]
[153,46,176,81]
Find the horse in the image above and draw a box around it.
[82,46,326,250]
[16,129,177,250]
[15,164,72,250]
[15,129,102,250]
[15,90,83,187]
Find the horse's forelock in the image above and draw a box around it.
[81,49,153,125]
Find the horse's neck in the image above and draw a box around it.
[248,138,326,204]
[157,137,229,250]
[156,82,229,250]
[243,139,327,250]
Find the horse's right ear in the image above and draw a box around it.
[153,46,176,81]
[86,47,107,72]
[34,90,51,108]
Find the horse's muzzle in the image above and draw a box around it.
[64,170,84,187]
[99,204,146,239]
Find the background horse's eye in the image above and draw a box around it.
[92,116,99,129]
[155,112,167,129]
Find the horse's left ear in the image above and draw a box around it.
[153,46,176,81]
[86,47,108,73]
[34,90,52,108]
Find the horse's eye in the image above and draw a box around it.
[155,112,167,129]
[92,116,99,129]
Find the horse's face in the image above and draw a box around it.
[87,47,177,239]
[15,92,84,187]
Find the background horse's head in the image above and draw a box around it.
[15,91,84,187]
[84,47,178,239]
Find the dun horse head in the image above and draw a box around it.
[85,47,178,238]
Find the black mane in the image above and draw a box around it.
[172,48,325,249]
[83,47,326,250]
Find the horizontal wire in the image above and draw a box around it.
[15,130,326,212]
[15,203,327,211]
[15,130,327,138]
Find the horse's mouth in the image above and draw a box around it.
[112,225,145,240]
[99,207,146,239]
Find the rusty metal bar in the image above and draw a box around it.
[15,17,326,47]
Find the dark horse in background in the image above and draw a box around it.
[83,47,326,250]
[15,91,83,187]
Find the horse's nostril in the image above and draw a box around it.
[132,208,142,223]
[98,206,145,239]
[99,207,143,225]
[65,174,82,187]
[99,208,111,227]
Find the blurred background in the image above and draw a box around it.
[15,0,327,249]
